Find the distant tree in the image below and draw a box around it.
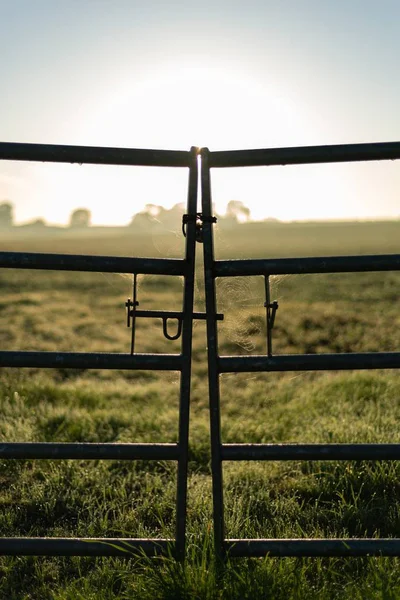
[69,208,91,228]
[27,218,46,229]
[157,203,185,230]
[143,204,162,218]
[130,206,154,228]
[0,201,14,228]
[225,200,251,224]
[130,202,185,231]
[129,204,163,229]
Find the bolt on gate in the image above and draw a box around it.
[200,143,400,559]
[0,142,200,560]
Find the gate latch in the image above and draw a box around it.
[182,213,217,243]
[125,274,223,354]
[264,276,279,357]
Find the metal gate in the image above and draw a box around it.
[1,140,400,561]
[0,142,199,560]
[200,143,400,559]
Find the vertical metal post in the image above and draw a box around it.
[265,276,272,356]
[130,273,138,354]
[200,148,225,559]
[264,275,278,357]
[175,146,198,561]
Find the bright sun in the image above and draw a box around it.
[33,63,352,226]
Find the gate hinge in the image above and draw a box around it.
[182,213,217,243]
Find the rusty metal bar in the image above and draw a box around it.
[0,443,179,460]
[215,254,400,278]
[209,140,400,168]
[0,538,172,557]
[0,141,190,167]
[222,444,400,461]
[225,539,400,558]
[0,351,182,371]
[0,251,185,276]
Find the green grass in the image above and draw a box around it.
[0,220,399,598]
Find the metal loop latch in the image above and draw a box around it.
[162,317,183,341]
[182,213,217,243]
[265,300,279,330]
[125,272,224,354]
[125,299,139,328]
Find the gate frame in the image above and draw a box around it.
[0,142,199,561]
[200,142,400,559]
[1,139,400,561]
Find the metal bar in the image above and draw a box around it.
[0,251,185,276]
[0,538,173,557]
[215,254,400,278]
[0,351,182,371]
[265,276,272,356]
[175,147,198,561]
[130,273,138,355]
[201,148,226,559]
[0,443,179,460]
[209,141,400,168]
[219,352,400,373]
[222,444,400,461]
[225,539,400,558]
[133,310,224,320]
[0,141,190,168]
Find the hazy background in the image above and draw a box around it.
[1,0,400,226]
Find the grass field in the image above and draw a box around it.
[0,220,399,599]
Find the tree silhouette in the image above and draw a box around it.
[225,200,251,223]
[129,203,185,231]
[0,202,14,228]
[69,208,91,228]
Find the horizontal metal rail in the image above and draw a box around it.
[0,351,182,370]
[0,141,190,168]
[0,538,172,556]
[0,443,179,460]
[0,251,185,275]
[209,141,400,168]
[225,539,400,558]
[215,254,400,277]
[219,352,400,373]
[133,310,224,320]
[222,444,400,461]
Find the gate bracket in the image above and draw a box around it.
[264,275,279,356]
[182,213,217,243]
[125,298,139,328]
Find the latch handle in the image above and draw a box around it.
[162,317,183,341]
[264,276,279,357]
[125,298,139,328]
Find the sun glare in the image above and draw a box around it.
[23,63,354,225]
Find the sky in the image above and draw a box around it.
[0,0,400,225]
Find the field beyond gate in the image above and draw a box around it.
[0,218,399,599]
